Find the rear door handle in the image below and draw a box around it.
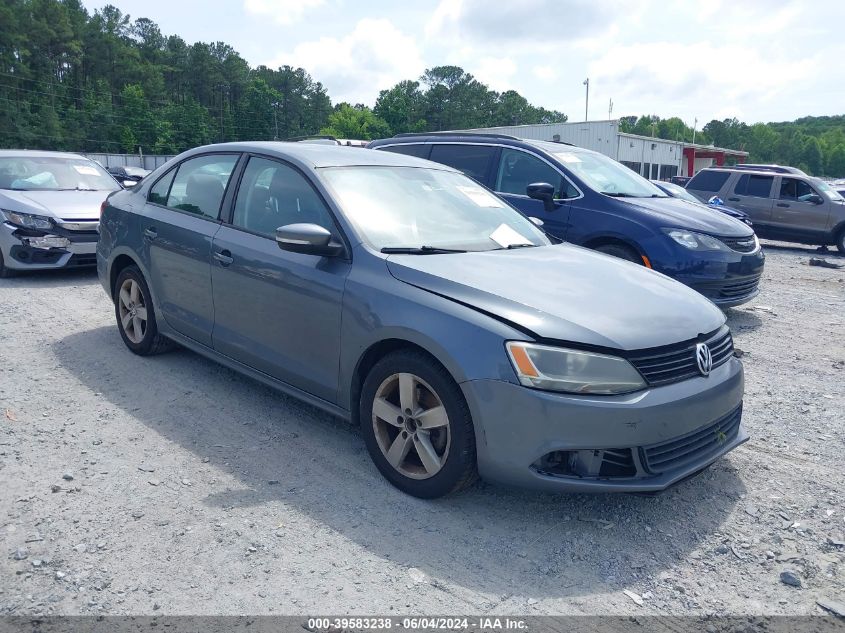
[727,197,740,202]
[776,202,790,208]
[213,250,234,266]
[143,227,157,240]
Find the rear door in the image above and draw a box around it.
[771,176,832,237]
[726,173,775,225]
[142,153,240,346]
[210,155,350,402]
[491,147,575,237]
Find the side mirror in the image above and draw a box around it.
[122,180,136,188]
[275,223,344,257]
[526,182,557,212]
[807,194,824,205]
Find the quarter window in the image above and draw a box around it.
[148,170,175,206]
[495,149,572,198]
[232,156,334,238]
[734,174,774,198]
[428,144,496,184]
[381,144,430,159]
[165,154,239,219]
[687,170,730,192]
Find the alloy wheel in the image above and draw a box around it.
[118,278,148,344]
[372,372,451,480]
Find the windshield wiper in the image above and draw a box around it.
[494,243,537,250]
[600,191,639,197]
[380,245,468,255]
[56,187,99,191]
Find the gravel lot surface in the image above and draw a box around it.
[0,242,843,617]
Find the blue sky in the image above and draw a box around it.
[82,0,844,126]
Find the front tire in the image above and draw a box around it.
[836,228,845,255]
[360,350,478,498]
[113,266,173,356]
[594,243,643,264]
[0,250,16,278]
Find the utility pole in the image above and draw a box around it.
[583,78,589,121]
[692,117,698,146]
[608,98,613,120]
[272,101,280,141]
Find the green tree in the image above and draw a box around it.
[319,104,390,140]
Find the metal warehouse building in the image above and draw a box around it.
[455,120,748,180]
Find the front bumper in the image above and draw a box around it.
[665,245,766,308]
[461,357,746,493]
[1,221,98,270]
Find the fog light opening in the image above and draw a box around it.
[533,448,637,479]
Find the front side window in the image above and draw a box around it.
[495,149,573,199]
[232,156,334,237]
[735,174,773,198]
[428,144,496,183]
[0,156,118,191]
[780,178,816,202]
[166,154,239,219]
[321,166,550,252]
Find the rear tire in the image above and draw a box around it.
[113,266,174,356]
[836,228,845,255]
[0,250,16,278]
[594,243,643,264]
[359,349,478,498]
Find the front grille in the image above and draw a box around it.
[718,235,758,253]
[533,447,637,479]
[68,253,97,267]
[628,327,734,387]
[642,405,742,474]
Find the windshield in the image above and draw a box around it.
[0,156,118,191]
[815,179,845,201]
[321,166,551,252]
[659,180,700,202]
[552,150,668,198]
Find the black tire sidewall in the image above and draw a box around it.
[595,243,642,264]
[113,266,160,355]
[359,351,476,499]
[837,229,845,254]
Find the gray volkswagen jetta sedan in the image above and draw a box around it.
[97,142,747,498]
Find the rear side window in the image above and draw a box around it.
[380,144,430,159]
[734,174,774,198]
[166,154,239,219]
[687,170,730,192]
[428,144,496,183]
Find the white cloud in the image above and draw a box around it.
[268,18,425,104]
[473,57,517,92]
[532,65,557,81]
[244,0,325,25]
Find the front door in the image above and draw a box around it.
[142,153,240,346]
[493,148,574,238]
[210,155,350,403]
[771,176,832,238]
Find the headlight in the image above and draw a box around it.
[663,228,728,251]
[0,209,54,230]
[505,342,646,395]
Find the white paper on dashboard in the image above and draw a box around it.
[489,224,532,248]
[456,185,504,207]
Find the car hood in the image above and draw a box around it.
[386,244,726,351]
[0,189,113,220]
[625,196,752,236]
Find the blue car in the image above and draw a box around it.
[651,179,753,227]
[369,134,765,308]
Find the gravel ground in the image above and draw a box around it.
[0,242,843,617]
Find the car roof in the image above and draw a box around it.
[369,133,600,158]
[0,149,90,160]
[181,141,457,171]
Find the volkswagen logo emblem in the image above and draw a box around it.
[695,343,713,376]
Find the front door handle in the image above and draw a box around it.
[213,250,234,266]
[143,227,157,240]
[727,197,740,202]
[776,202,790,208]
